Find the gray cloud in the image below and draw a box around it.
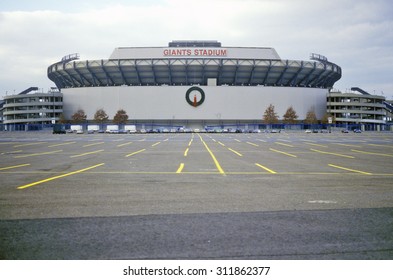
[1,0,392,98]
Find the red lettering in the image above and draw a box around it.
[164,48,227,57]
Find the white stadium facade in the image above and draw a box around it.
[47,40,342,129]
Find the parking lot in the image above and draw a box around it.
[0,131,392,259]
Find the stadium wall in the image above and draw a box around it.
[62,86,327,125]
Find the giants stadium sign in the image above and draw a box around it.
[163,48,227,57]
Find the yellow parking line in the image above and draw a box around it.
[2,150,22,154]
[276,139,292,142]
[246,142,259,147]
[228,148,242,156]
[328,164,372,175]
[83,142,104,147]
[70,149,104,158]
[301,139,316,143]
[125,149,146,157]
[255,163,277,174]
[14,142,47,148]
[176,163,184,173]
[184,147,189,157]
[275,142,294,147]
[310,148,354,159]
[368,143,393,148]
[234,139,241,142]
[188,139,193,146]
[304,142,328,148]
[269,148,297,158]
[333,143,362,148]
[14,150,63,158]
[351,149,393,157]
[198,134,225,175]
[152,141,161,147]
[48,141,76,148]
[117,141,133,147]
[0,163,31,171]
[218,141,226,147]
[17,163,105,189]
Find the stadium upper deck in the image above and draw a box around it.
[47,41,341,89]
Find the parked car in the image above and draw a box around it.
[341,129,349,133]
[354,129,362,133]
[52,124,66,134]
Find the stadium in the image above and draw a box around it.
[47,40,342,129]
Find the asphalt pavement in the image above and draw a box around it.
[0,130,392,259]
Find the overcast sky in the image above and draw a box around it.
[1,0,392,99]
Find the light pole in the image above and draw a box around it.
[52,89,55,125]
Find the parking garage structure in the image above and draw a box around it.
[327,88,387,131]
[2,87,63,131]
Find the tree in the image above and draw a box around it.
[304,107,318,124]
[58,113,68,124]
[263,104,279,126]
[283,106,298,124]
[321,113,335,124]
[94,108,109,124]
[71,109,87,124]
[113,109,128,124]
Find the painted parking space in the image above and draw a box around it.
[0,132,392,192]
[0,132,392,225]
[1,132,392,263]
[191,132,393,175]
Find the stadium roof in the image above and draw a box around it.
[48,42,341,89]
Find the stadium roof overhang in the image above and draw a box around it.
[47,57,341,89]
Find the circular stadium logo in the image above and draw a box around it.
[186,86,205,107]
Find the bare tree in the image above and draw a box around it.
[71,109,87,124]
[113,109,128,124]
[321,113,335,124]
[94,108,109,123]
[263,104,279,127]
[304,107,318,124]
[283,106,298,124]
[58,113,68,124]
